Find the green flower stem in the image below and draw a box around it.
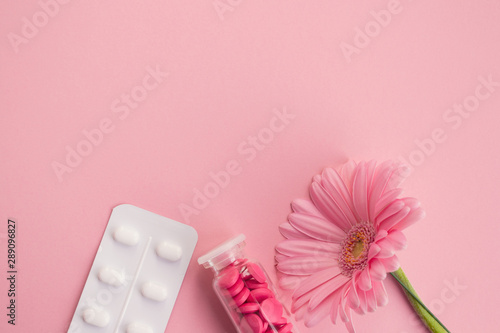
[390,268,450,333]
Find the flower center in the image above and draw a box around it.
[339,223,375,277]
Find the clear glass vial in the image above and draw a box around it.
[198,234,297,333]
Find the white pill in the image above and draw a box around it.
[98,266,125,287]
[82,307,110,328]
[127,322,154,333]
[156,241,182,261]
[113,226,139,246]
[141,281,168,302]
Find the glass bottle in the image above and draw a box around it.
[198,234,297,333]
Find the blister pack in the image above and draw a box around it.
[68,204,198,333]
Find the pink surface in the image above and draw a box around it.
[1,1,499,332]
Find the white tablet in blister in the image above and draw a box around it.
[68,204,198,333]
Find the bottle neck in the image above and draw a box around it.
[205,247,245,273]
[198,234,247,273]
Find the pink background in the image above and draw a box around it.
[1,0,499,332]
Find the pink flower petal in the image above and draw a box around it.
[292,288,314,312]
[379,255,400,272]
[293,266,342,298]
[344,306,357,333]
[378,206,411,232]
[276,239,340,257]
[368,161,395,214]
[277,256,337,276]
[385,163,410,191]
[291,198,324,217]
[321,168,357,225]
[365,160,377,205]
[331,282,350,324]
[339,160,357,195]
[308,274,350,310]
[375,199,405,226]
[369,259,387,281]
[304,294,334,328]
[401,197,421,209]
[279,275,306,290]
[365,288,377,312]
[374,247,394,259]
[374,229,388,242]
[357,268,372,291]
[279,223,308,240]
[353,303,365,315]
[365,160,377,189]
[375,238,395,258]
[288,213,346,242]
[275,253,287,262]
[385,162,410,191]
[339,285,350,323]
[355,286,367,314]
[352,162,369,222]
[372,280,388,307]
[294,303,308,321]
[310,182,353,231]
[367,243,381,259]
[374,188,403,217]
[313,174,322,183]
[386,230,407,250]
[390,207,426,231]
[347,279,359,309]
[292,280,331,313]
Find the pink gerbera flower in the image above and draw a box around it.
[275,160,425,332]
